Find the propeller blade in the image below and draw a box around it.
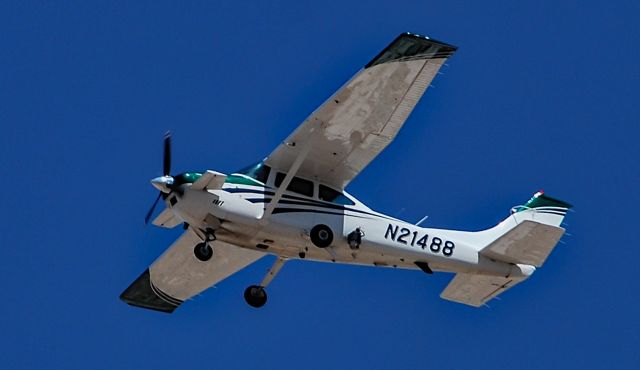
[144,192,163,225]
[163,131,172,176]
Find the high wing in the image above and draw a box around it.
[120,229,265,313]
[265,33,457,189]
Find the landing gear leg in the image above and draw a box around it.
[194,229,216,262]
[244,256,286,308]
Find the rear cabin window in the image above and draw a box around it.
[236,162,271,184]
[319,185,355,205]
[275,172,314,197]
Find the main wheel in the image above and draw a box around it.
[194,242,213,261]
[310,224,333,248]
[244,285,267,308]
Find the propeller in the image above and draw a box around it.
[145,132,174,225]
[163,131,171,176]
[144,192,163,225]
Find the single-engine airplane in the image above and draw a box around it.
[121,33,572,312]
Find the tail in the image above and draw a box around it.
[439,191,572,307]
[511,190,572,228]
[473,190,573,266]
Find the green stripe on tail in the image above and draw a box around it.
[517,191,573,212]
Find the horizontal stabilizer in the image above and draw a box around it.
[440,272,528,307]
[481,220,564,267]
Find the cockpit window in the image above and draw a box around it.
[275,172,314,197]
[235,162,271,184]
[319,184,355,205]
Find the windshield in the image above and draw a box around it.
[234,162,271,184]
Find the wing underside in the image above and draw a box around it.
[120,230,264,313]
[265,33,457,189]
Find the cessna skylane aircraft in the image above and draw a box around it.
[121,33,572,312]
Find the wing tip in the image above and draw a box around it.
[365,32,458,69]
[120,269,182,314]
[400,32,458,50]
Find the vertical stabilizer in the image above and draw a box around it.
[512,191,572,227]
[450,191,572,253]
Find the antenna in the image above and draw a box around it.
[415,214,429,226]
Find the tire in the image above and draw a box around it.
[310,224,333,248]
[194,242,213,261]
[244,285,267,308]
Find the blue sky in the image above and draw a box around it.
[1,1,639,369]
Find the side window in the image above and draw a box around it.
[275,172,314,197]
[274,172,285,187]
[319,185,355,205]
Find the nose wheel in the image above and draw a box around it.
[194,229,215,262]
[194,243,213,261]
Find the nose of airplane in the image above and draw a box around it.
[151,175,174,193]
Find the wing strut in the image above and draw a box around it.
[259,136,313,224]
[260,256,287,287]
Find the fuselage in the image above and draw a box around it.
[166,169,523,279]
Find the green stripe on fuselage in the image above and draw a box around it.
[225,174,265,187]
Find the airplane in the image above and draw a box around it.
[120,32,572,313]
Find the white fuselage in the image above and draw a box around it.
[166,175,524,279]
